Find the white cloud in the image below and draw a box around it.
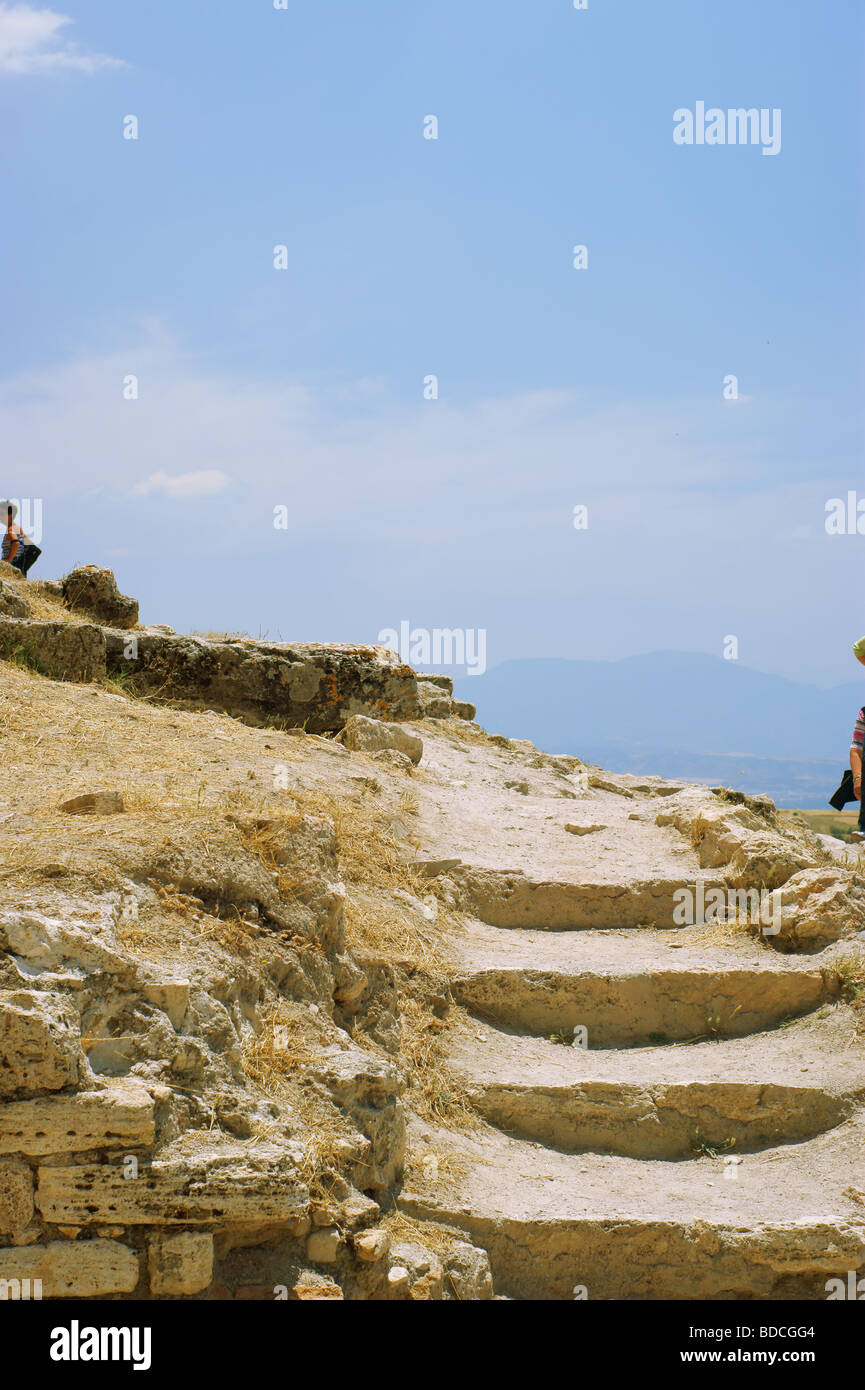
[133,470,231,499]
[0,329,835,538]
[0,3,123,74]
[0,328,856,684]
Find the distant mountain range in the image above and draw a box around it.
[453,652,864,809]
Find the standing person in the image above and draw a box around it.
[1,503,41,578]
[850,638,865,834]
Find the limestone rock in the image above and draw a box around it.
[393,888,437,923]
[36,1146,308,1226]
[816,834,862,867]
[390,1240,443,1300]
[371,748,413,771]
[294,1274,344,1299]
[58,790,125,815]
[0,1239,139,1297]
[417,674,453,693]
[386,1264,410,1294]
[308,1044,405,1191]
[0,903,139,982]
[332,953,368,1010]
[0,580,30,619]
[306,1227,341,1264]
[0,1080,156,1156]
[0,1161,35,1235]
[148,1231,213,1295]
[764,868,865,951]
[452,700,477,721]
[102,630,422,733]
[415,680,476,721]
[0,990,81,1098]
[656,788,817,890]
[141,812,345,952]
[443,1241,494,1300]
[354,1227,390,1263]
[61,565,139,630]
[340,714,423,765]
[141,979,190,1030]
[0,617,106,681]
[416,681,454,718]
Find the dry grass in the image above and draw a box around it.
[233,813,321,912]
[436,719,510,751]
[671,912,774,952]
[343,891,451,971]
[403,1144,471,1192]
[233,791,476,1131]
[689,813,709,849]
[397,994,478,1129]
[270,781,464,963]
[383,1208,471,1259]
[241,1005,360,1203]
[1,574,91,626]
[834,952,865,1031]
[242,1006,328,1092]
[0,649,479,1154]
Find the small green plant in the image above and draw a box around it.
[690,1131,737,1159]
[0,638,45,674]
[705,1004,742,1037]
[648,1032,669,1046]
[834,954,865,1004]
[102,670,132,693]
[549,1029,572,1045]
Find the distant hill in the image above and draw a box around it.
[454,652,864,808]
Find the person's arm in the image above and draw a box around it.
[851,707,865,799]
[4,526,19,563]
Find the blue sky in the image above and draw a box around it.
[1,0,863,686]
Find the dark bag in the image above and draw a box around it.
[829,768,856,810]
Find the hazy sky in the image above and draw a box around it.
[1,0,863,685]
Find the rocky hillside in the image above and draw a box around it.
[0,566,863,1301]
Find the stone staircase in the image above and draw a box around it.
[398,735,865,1299]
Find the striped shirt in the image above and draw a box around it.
[1,527,21,563]
[852,707,865,752]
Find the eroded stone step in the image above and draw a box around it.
[450,866,722,930]
[448,1014,864,1159]
[400,1114,865,1300]
[453,960,837,1046]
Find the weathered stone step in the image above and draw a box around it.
[448,1015,863,1159]
[453,957,837,1047]
[450,866,723,930]
[400,1114,865,1299]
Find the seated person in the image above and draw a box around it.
[2,503,41,577]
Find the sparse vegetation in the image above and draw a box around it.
[690,1131,737,1159]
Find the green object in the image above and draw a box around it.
[853,636,865,661]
